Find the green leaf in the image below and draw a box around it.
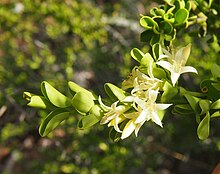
[41,81,71,108]
[152,67,166,79]
[89,105,103,118]
[197,112,210,140]
[150,34,160,46]
[39,108,69,137]
[68,81,97,100]
[72,91,95,114]
[140,16,158,30]
[130,48,144,63]
[104,83,126,102]
[77,114,100,129]
[23,92,55,109]
[184,94,200,112]
[174,8,189,25]
[161,81,178,102]
[172,104,193,115]
[211,111,220,118]
[140,53,154,66]
[140,30,155,42]
[152,43,162,60]
[211,99,220,109]
[160,21,173,34]
[211,64,220,78]
[199,100,211,115]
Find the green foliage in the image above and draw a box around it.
[1,0,220,173]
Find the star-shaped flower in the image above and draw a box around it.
[98,97,130,133]
[156,44,198,86]
[134,89,172,127]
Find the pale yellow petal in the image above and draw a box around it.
[121,120,136,139]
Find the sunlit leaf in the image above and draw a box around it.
[72,91,95,114]
[77,114,100,129]
[68,81,97,99]
[130,48,144,63]
[104,83,127,102]
[199,100,211,115]
[161,81,178,102]
[23,92,55,109]
[41,81,71,108]
[211,99,220,109]
[184,94,200,112]
[174,8,189,25]
[197,112,210,140]
[39,108,69,137]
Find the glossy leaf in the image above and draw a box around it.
[211,111,220,118]
[174,8,189,25]
[68,81,97,100]
[130,48,144,63]
[77,114,100,129]
[140,53,154,66]
[39,108,69,137]
[184,94,200,112]
[89,105,103,118]
[161,81,178,102]
[23,92,55,109]
[72,91,95,114]
[104,83,126,102]
[199,100,211,115]
[160,21,173,34]
[211,99,220,109]
[197,112,210,140]
[152,43,162,60]
[41,81,71,108]
[140,16,158,30]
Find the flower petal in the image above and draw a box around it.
[113,115,123,133]
[158,54,169,60]
[148,89,159,102]
[135,109,149,124]
[151,111,163,127]
[98,96,111,111]
[121,120,136,139]
[134,121,145,137]
[181,66,198,74]
[156,60,173,72]
[155,103,172,110]
[171,72,180,86]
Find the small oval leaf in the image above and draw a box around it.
[77,114,100,129]
[41,81,71,108]
[68,81,97,99]
[72,91,95,114]
[104,83,126,102]
[39,108,69,137]
[174,8,189,25]
[23,92,56,109]
[197,112,210,140]
[130,48,144,63]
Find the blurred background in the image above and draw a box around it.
[0,0,220,173]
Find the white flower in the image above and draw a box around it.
[120,89,172,139]
[121,107,145,139]
[122,62,162,100]
[156,44,198,86]
[134,89,172,127]
[98,97,129,133]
